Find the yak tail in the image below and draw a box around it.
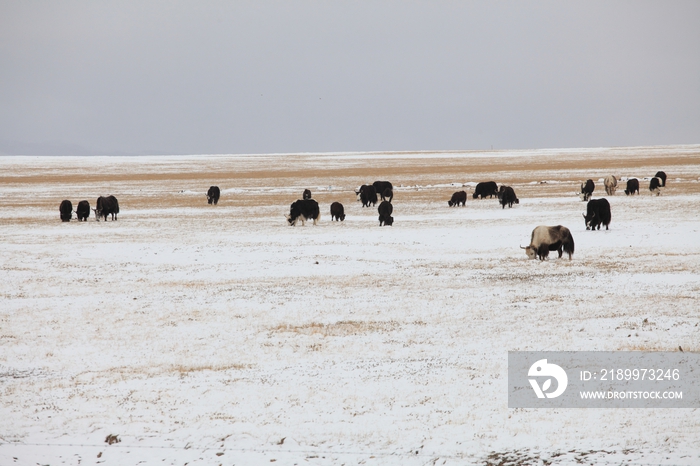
[564,235,575,260]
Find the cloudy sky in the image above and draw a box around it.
[1,1,698,155]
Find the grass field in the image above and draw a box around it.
[1,145,699,465]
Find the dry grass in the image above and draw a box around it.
[271,320,401,336]
[617,344,697,352]
[2,147,699,214]
[170,363,252,374]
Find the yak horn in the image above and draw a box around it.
[519,245,527,249]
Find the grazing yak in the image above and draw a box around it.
[378,200,393,226]
[59,200,72,222]
[330,202,345,221]
[76,200,90,221]
[303,189,312,200]
[654,171,667,187]
[584,198,611,231]
[206,186,220,205]
[498,186,519,208]
[448,191,467,207]
[580,179,595,201]
[355,184,378,207]
[649,177,662,196]
[521,225,575,261]
[94,195,120,221]
[604,175,618,195]
[373,181,393,201]
[382,188,393,203]
[287,199,320,226]
[624,178,639,195]
[473,181,499,199]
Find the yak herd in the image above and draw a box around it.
[58,195,119,222]
[277,170,666,263]
[523,171,666,260]
[57,171,668,261]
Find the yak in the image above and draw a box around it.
[473,181,499,199]
[330,202,345,221]
[381,188,393,203]
[521,225,575,261]
[580,179,595,201]
[583,198,611,231]
[654,171,667,187]
[76,200,90,221]
[373,181,393,201]
[206,186,220,205]
[59,200,72,222]
[355,184,377,207]
[649,177,662,196]
[624,178,639,195]
[378,200,393,226]
[94,195,119,221]
[604,175,617,195]
[287,199,320,226]
[498,186,519,208]
[303,189,312,200]
[448,191,467,207]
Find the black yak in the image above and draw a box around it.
[448,191,467,207]
[59,200,72,222]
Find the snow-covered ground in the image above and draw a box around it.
[1,146,699,465]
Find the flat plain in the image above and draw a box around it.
[1,145,699,465]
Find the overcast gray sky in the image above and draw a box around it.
[1,1,699,155]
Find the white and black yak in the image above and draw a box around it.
[583,198,611,231]
[521,225,575,261]
[654,171,667,187]
[649,177,662,196]
[580,179,595,201]
[287,199,320,226]
[206,186,220,205]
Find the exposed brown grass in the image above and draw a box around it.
[170,363,252,374]
[617,344,697,352]
[271,320,400,336]
[2,147,699,214]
